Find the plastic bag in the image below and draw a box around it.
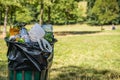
[29,23,45,42]
[29,23,52,53]
[20,27,30,43]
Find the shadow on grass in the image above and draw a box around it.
[51,66,120,80]
[0,61,8,80]
[54,31,101,36]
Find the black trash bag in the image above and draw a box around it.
[5,38,54,71]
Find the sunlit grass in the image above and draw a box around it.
[0,39,7,61]
[50,24,120,80]
[52,35,120,68]
[50,35,120,80]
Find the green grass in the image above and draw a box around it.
[50,24,120,80]
[0,24,120,80]
[50,35,120,80]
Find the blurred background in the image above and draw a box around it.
[0,0,120,80]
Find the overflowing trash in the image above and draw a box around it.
[7,23,54,53]
[5,22,56,71]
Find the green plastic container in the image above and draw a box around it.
[9,70,49,80]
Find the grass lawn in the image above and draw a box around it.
[0,24,120,80]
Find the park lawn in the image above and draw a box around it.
[0,24,120,80]
[50,35,120,80]
[51,25,120,80]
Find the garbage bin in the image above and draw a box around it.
[5,38,55,80]
[9,70,48,80]
[9,70,49,80]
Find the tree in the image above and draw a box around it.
[39,0,44,25]
[15,7,33,23]
[0,0,20,37]
[25,0,53,25]
[0,0,86,35]
[38,0,55,24]
[87,0,96,15]
[0,0,21,37]
[50,0,81,24]
[91,0,119,25]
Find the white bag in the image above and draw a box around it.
[29,23,52,53]
[29,23,45,42]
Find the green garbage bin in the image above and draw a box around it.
[5,23,57,80]
[9,70,49,80]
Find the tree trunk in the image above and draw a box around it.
[48,0,53,24]
[0,11,2,25]
[39,0,44,25]
[3,6,8,38]
[13,7,16,24]
[48,6,51,23]
[10,7,13,23]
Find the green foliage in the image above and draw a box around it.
[50,0,83,24]
[0,0,85,25]
[87,0,96,13]
[0,0,21,24]
[115,0,120,24]
[15,7,33,23]
[89,0,119,25]
[1,0,120,25]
